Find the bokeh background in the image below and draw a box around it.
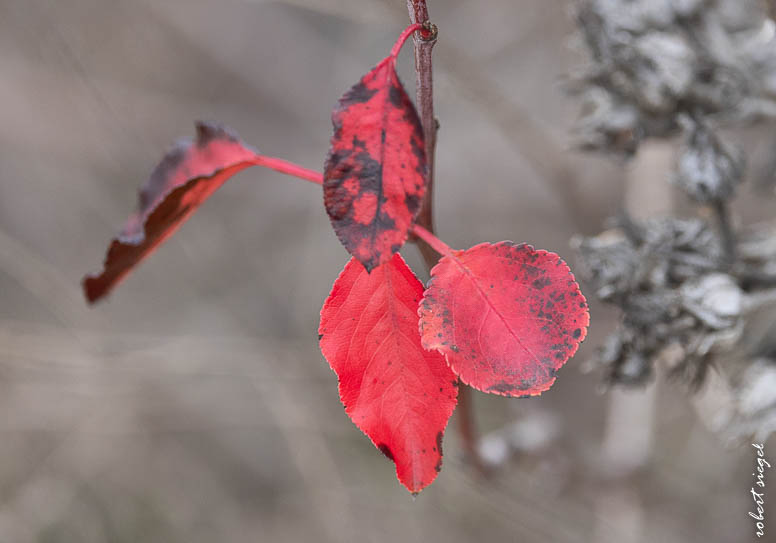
[0,1,774,541]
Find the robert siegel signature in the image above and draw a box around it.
[750,443,770,538]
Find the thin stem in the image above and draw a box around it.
[743,287,776,312]
[410,224,453,257]
[767,0,776,19]
[712,199,735,267]
[406,0,484,473]
[389,23,425,60]
[737,270,776,289]
[455,382,482,466]
[252,156,323,185]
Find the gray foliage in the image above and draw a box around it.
[571,0,776,155]
[573,218,738,385]
[674,117,744,202]
[571,0,776,440]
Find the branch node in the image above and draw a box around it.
[421,21,438,41]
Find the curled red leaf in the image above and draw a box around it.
[83,122,327,304]
[419,242,590,397]
[319,254,457,493]
[324,55,426,272]
[83,122,259,303]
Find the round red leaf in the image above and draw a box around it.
[419,242,589,397]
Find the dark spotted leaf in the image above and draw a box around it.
[419,242,590,397]
[83,122,321,303]
[319,254,457,493]
[324,54,426,272]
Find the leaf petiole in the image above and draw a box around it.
[389,23,425,60]
[251,155,323,185]
[410,224,454,257]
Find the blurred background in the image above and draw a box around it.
[0,0,774,541]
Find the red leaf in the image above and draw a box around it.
[319,254,457,493]
[84,122,260,303]
[324,55,426,272]
[419,242,589,397]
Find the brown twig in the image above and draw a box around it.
[378,0,589,233]
[405,0,484,473]
[406,0,439,266]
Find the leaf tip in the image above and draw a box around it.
[362,259,378,274]
[193,120,237,146]
[82,274,104,305]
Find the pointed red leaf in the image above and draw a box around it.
[324,55,426,272]
[319,254,457,493]
[419,242,590,397]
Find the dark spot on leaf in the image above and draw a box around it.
[377,443,395,461]
[532,277,551,290]
[389,85,404,107]
[409,136,426,175]
[488,381,519,393]
[343,81,378,104]
[404,192,421,215]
